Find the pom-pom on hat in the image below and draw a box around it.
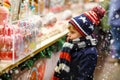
[69,6,106,36]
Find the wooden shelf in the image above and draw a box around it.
[0,29,68,76]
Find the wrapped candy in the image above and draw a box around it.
[0,35,4,50]
[0,25,5,35]
[62,10,72,20]
[43,12,57,27]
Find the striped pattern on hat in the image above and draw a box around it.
[69,13,95,36]
[69,6,105,36]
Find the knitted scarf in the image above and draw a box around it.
[52,35,97,80]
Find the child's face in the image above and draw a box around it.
[67,25,82,41]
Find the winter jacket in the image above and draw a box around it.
[69,47,98,80]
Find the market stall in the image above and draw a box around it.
[0,0,101,79]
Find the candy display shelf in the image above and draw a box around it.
[0,29,68,76]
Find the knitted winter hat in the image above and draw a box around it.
[69,6,106,36]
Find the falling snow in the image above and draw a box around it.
[115,14,120,19]
[117,27,120,30]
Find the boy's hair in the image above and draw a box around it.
[69,6,106,37]
[68,23,74,29]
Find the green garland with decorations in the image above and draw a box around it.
[0,36,66,80]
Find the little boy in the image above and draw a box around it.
[52,6,106,80]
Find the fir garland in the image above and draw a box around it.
[0,36,66,80]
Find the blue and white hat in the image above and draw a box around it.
[69,6,106,36]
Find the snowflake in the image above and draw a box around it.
[113,8,116,11]
[105,38,108,41]
[88,43,90,45]
[15,70,19,74]
[115,14,120,19]
[91,48,94,51]
[108,33,111,36]
[112,55,115,58]
[114,62,118,66]
[116,38,119,40]
[108,37,111,39]
[117,27,120,30]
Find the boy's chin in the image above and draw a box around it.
[67,39,72,43]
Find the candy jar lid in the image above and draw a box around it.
[0,6,9,25]
[3,0,11,8]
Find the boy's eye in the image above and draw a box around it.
[70,31,75,34]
